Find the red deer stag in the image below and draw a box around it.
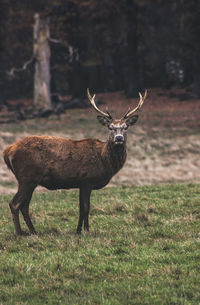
[3,89,147,235]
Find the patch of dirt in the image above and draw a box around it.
[0,88,200,194]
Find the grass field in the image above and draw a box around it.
[0,184,200,305]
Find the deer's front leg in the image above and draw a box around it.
[76,187,91,234]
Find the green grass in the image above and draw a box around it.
[0,184,200,304]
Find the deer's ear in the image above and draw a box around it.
[97,115,111,127]
[125,115,139,127]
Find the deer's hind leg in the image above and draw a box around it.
[9,195,21,236]
[9,183,36,235]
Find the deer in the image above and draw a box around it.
[3,88,147,236]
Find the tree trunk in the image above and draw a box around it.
[120,0,139,97]
[33,13,52,110]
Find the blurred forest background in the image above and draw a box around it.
[0,0,200,192]
[0,0,200,111]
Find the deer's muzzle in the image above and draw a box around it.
[114,135,124,144]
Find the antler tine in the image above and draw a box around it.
[121,107,130,120]
[87,88,112,118]
[123,89,147,119]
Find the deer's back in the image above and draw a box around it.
[4,135,111,189]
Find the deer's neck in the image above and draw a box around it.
[102,140,127,176]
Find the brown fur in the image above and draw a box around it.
[3,134,127,235]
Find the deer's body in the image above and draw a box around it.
[4,135,126,191]
[4,89,146,235]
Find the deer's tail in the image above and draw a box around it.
[3,146,15,174]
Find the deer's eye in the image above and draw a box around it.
[109,125,116,131]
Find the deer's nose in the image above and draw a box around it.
[115,135,124,142]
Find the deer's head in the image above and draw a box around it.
[87,88,147,145]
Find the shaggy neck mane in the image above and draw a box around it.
[102,140,127,176]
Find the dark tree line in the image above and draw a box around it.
[0,0,200,107]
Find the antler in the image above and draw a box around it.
[87,88,112,119]
[122,90,147,120]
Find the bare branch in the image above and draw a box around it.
[48,38,75,62]
[7,56,34,79]
[48,37,70,48]
[48,37,62,44]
